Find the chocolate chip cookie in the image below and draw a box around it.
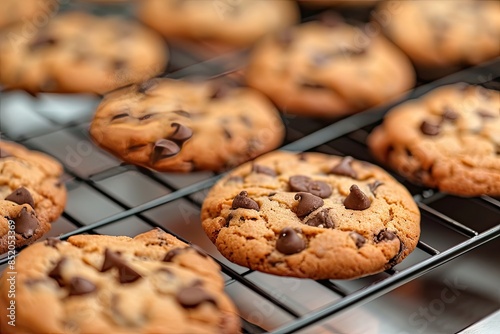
[0,141,66,253]
[201,151,420,279]
[0,11,168,94]
[245,19,415,117]
[0,228,240,333]
[137,0,299,48]
[368,83,500,196]
[0,0,58,29]
[376,0,500,69]
[90,78,285,172]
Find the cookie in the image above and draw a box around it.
[201,151,420,279]
[375,0,500,69]
[89,78,285,172]
[245,19,415,117]
[0,141,66,253]
[0,12,168,94]
[368,83,500,197]
[0,0,58,29]
[0,228,240,333]
[299,0,381,7]
[137,0,299,48]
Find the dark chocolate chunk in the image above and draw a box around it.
[223,127,232,139]
[111,113,129,121]
[344,185,371,210]
[252,164,277,176]
[13,207,39,238]
[5,187,35,209]
[152,139,180,162]
[169,123,193,142]
[289,175,332,198]
[442,107,458,121]
[231,191,259,211]
[420,120,441,136]
[163,248,184,262]
[388,239,405,267]
[112,59,127,70]
[137,79,158,94]
[368,180,384,195]
[304,209,334,228]
[176,286,217,308]
[100,249,141,283]
[48,258,67,287]
[276,227,306,255]
[29,35,57,50]
[294,192,324,218]
[375,229,397,242]
[68,277,96,296]
[349,232,365,248]
[45,238,61,248]
[330,156,357,179]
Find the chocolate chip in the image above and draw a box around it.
[239,115,252,128]
[223,127,232,139]
[344,185,371,210]
[276,227,306,255]
[442,107,458,121]
[375,229,397,242]
[294,192,324,218]
[5,187,35,209]
[137,79,158,94]
[29,35,57,50]
[252,164,277,176]
[420,120,441,136]
[48,258,67,287]
[111,113,129,121]
[300,81,327,89]
[152,139,180,162]
[225,214,233,227]
[176,286,217,308]
[13,207,39,238]
[112,59,127,70]
[68,277,96,296]
[304,209,334,228]
[163,248,184,262]
[476,108,495,119]
[388,239,405,267]
[169,123,193,142]
[368,180,383,195]
[289,175,332,198]
[232,191,259,211]
[100,249,141,284]
[45,238,61,248]
[330,156,357,179]
[350,232,365,248]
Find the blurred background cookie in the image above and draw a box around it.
[0,11,168,94]
[0,0,58,30]
[245,17,415,117]
[90,78,285,172]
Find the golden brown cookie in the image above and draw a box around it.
[201,151,420,279]
[368,83,500,196]
[0,0,58,29]
[245,19,415,117]
[0,229,240,333]
[0,141,66,253]
[137,0,299,48]
[90,78,285,172]
[0,12,168,94]
[376,0,500,69]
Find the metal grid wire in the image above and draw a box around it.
[1,55,499,332]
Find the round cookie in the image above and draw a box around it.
[137,0,299,48]
[245,19,415,117]
[90,78,285,172]
[0,12,168,94]
[375,0,500,69]
[0,0,58,29]
[201,151,420,279]
[368,84,500,197]
[0,229,240,333]
[0,141,66,253]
